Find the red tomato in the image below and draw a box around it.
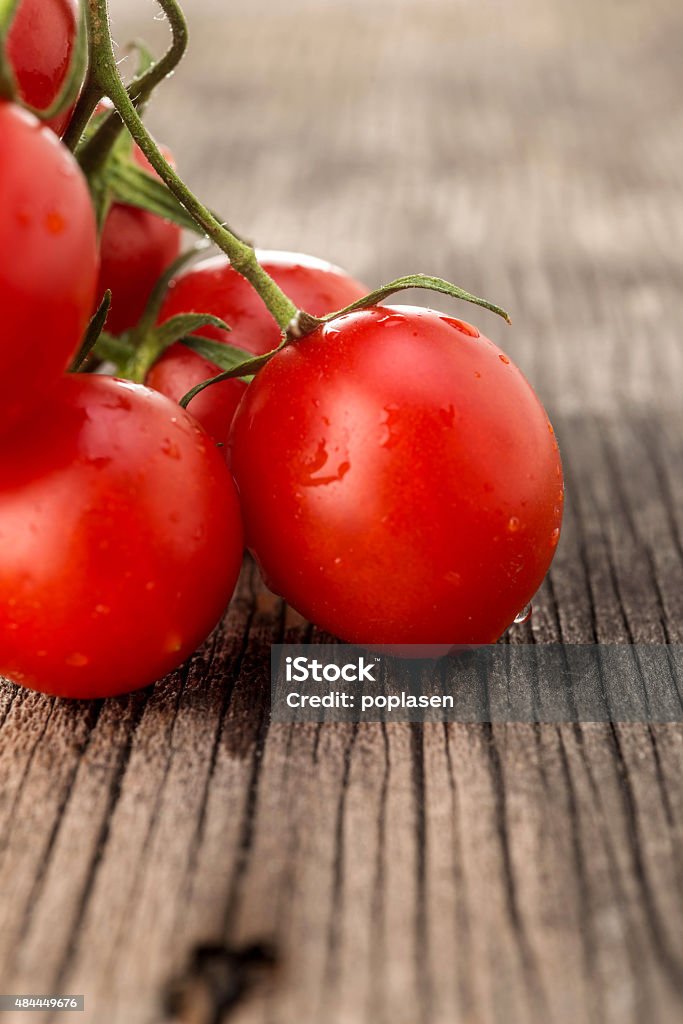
[0,375,243,699]
[230,306,564,647]
[7,0,79,135]
[146,251,368,444]
[97,144,181,335]
[0,101,98,433]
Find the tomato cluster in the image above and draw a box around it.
[0,2,564,699]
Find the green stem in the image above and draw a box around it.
[82,0,297,333]
[76,0,188,171]
[62,80,104,151]
[0,0,20,101]
[126,1,188,107]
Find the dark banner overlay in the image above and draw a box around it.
[271,644,683,723]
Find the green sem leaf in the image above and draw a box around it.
[317,274,512,325]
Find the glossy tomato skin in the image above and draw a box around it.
[0,375,243,699]
[0,102,98,433]
[7,0,79,134]
[230,306,564,647]
[146,251,368,444]
[97,145,181,335]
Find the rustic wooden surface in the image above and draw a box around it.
[1,0,683,1021]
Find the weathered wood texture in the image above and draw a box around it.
[1,1,683,1022]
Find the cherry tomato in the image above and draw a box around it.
[146,251,368,444]
[0,375,243,699]
[0,101,98,433]
[97,144,181,335]
[230,306,564,647]
[7,0,79,135]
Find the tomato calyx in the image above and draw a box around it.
[71,290,112,371]
[75,243,239,382]
[294,273,512,331]
[175,272,512,409]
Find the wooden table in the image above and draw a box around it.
[1,1,682,1021]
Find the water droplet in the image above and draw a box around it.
[302,439,351,486]
[377,312,407,327]
[514,603,532,625]
[45,210,66,235]
[380,405,401,449]
[66,652,89,668]
[439,404,456,427]
[440,316,480,338]
[507,516,521,532]
[550,527,560,546]
[161,438,181,459]
[498,353,510,365]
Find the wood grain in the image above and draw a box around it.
[2,0,683,1021]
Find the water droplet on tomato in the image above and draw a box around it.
[514,604,532,625]
[377,312,407,327]
[507,516,521,532]
[380,405,401,448]
[550,527,560,546]
[166,634,183,654]
[302,439,351,486]
[161,439,181,459]
[66,652,89,668]
[440,316,480,338]
[45,210,66,235]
